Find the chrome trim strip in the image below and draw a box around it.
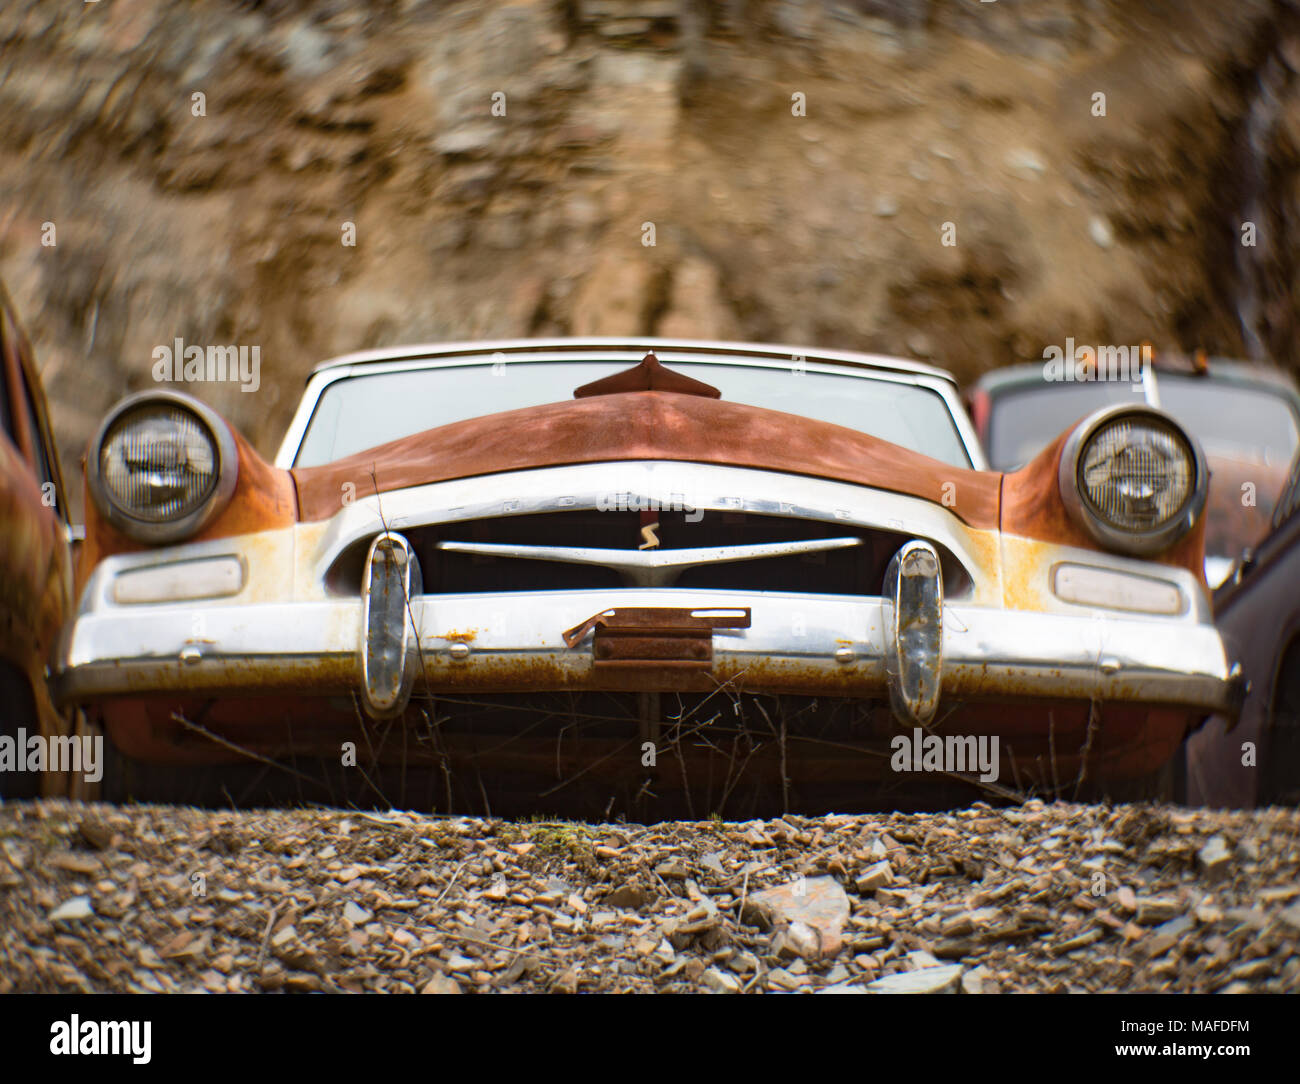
[434,536,864,588]
[307,337,959,380]
[305,461,990,597]
[1141,359,1161,409]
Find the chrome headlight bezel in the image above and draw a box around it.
[1059,404,1207,557]
[87,391,239,544]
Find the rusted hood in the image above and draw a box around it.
[292,391,1001,527]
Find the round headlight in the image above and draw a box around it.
[88,392,238,543]
[1059,406,1206,556]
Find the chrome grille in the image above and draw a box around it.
[325,510,972,598]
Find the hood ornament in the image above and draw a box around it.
[574,351,722,400]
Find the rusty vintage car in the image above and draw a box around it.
[967,351,1300,588]
[0,283,79,799]
[55,339,1239,815]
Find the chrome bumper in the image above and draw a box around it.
[55,586,1238,714]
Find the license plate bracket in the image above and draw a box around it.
[562,607,752,670]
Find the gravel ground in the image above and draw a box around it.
[2,799,1299,994]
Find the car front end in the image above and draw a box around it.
[55,341,1240,812]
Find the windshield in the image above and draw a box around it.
[1156,375,1299,467]
[293,358,973,469]
[987,381,1146,470]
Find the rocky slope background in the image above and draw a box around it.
[3,0,1300,511]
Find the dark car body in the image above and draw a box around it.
[1185,453,1300,807]
[0,284,76,798]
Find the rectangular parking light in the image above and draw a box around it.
[1051,563,1185,615]
[112,556,244,604]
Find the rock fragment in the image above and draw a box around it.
[1198,836,1232,882]
[866,964,964,994]
[48,896,94,922]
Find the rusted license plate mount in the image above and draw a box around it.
[562,607,752,670]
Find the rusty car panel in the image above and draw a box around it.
[0,283,78,798]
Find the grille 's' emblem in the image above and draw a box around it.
[639,508,660,550]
